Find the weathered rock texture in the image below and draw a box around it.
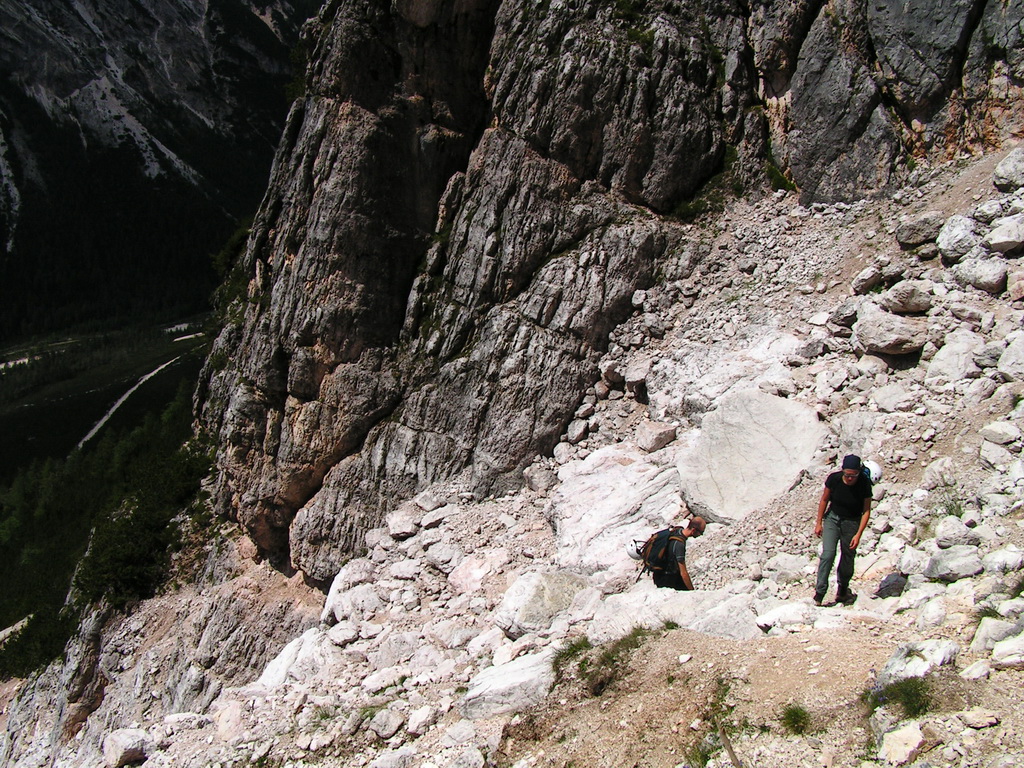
[198,0,1024,581]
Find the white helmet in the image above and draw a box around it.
[863,459,883,484]
[625,540,642,560]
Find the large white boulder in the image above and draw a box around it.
[552,444,683,581]
[677,390,825,522]
[493,569,589,639]
[459,649,556,719]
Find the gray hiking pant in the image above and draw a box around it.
[815,513,860,596]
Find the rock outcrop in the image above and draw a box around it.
[199,0,1024,582]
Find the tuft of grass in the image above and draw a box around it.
[932,487,966,517]
[862,677,931,718]
[973,604,1002,624]
[780,703,811,734]
[578,626,652,696]
[681,740,715,768]
[552,636,592,680]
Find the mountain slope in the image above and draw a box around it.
[0,0,319,339]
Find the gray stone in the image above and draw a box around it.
[997,334,1024,381]
[878,721,928,766]
[993,147,1024,191]
[960,708,1000,729]
[368,708,407,740]
[921,457,956,490]
[981,440,1014,469]
[871,384,916,413]
[980,421,1022,445]
[566,419,589,445]
[763,553,811,584]
[852,265,883,294]
[960,659,992,680]
[991,629,1024,668]
[984,213,1024,253]
[878,280,933,313]
[935,516,981,548]
[896,211,945,248]
[953,257,1008,295]
[970,617,1018,653]
[523,465,559,492]
[369,747,418,768]
[102,729,153,768]
[853,303,929,355]
[387,509,420,540]
[925,328,985,385]
[982,547,1024,574]
[460,649,556,719]
[924,545,984,582]
[635,421,677,453]
[937,215,983,262]
[877,639,959,686]
[407,706,439,737]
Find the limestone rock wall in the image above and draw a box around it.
[198,0,1024,580]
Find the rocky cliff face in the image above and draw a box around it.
[0,0,318,338]
[199,0,1024,582]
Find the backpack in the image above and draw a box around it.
[637,527,686,574]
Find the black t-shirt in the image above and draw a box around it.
[668,534,687,563]
[825,471,873,519]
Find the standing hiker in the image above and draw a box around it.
[813,454,873,606]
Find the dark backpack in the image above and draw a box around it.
[638,527,685,574]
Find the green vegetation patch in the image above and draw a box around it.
[0,386,212,677]
[780,703,812,734]
[862,676,932,719]
[574,626,653,696]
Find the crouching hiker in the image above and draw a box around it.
[631,516,706,591]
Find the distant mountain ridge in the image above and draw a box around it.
[0,0,319,340]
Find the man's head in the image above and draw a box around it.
[841,454,861,485]
[685,516,706,537]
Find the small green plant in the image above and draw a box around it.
[932,487,965,517]
[973,604,1002,624]
[780,703,811,734]
[314,704,334,721]
[766,161,796,191]
[681,739,715,768]
[663,620,679,630]
[863,677,931,718]
[578,626,652,696]
[552,636,592,680]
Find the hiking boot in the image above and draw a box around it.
[813,592,825,606]
[837,589,857,606]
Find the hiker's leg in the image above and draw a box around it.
[836,518,859,593]
[815,514,840,596]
